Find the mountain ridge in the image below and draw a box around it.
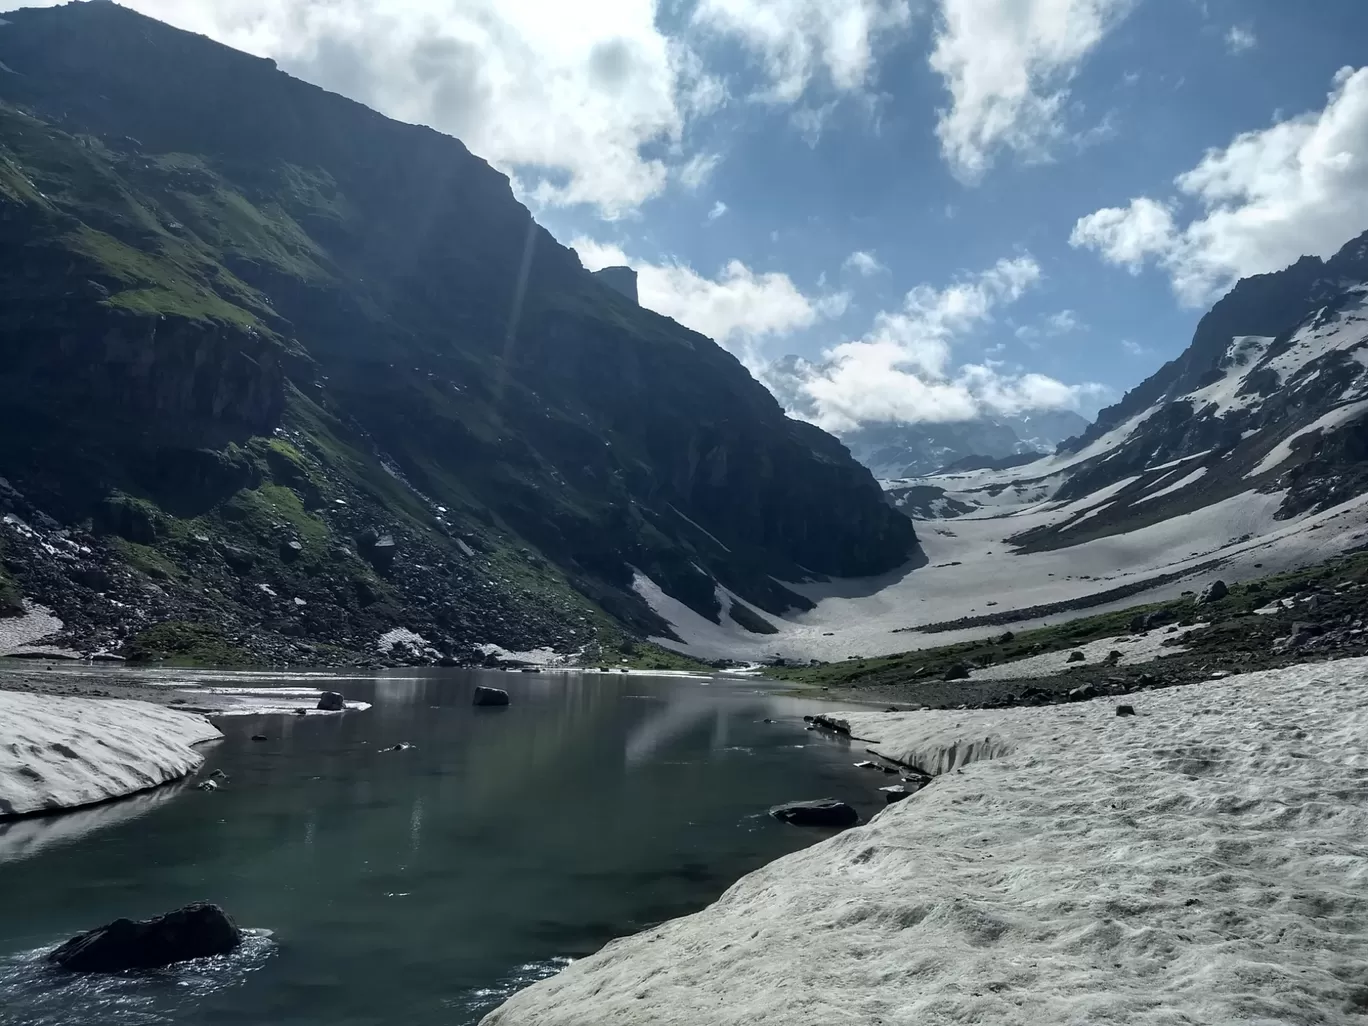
[0,0,917,665]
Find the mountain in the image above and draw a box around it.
[891,229,1368,545]
[841,411,1089,479]
[762,355,1090,479]
[0,1,916,665]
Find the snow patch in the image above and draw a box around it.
[0,692,221,818]
[1247,398,1368,477]
[483,658,1368,1025]
[0,603,62,656]
[1133,466,1208,504]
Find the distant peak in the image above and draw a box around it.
[592,265,638,305]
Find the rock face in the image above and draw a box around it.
[472,686,510,707]
[768,798,859,828]
[0,3,918,665]
[997,228,1368,551]
[48,903,241,972]
[590,265,639,304]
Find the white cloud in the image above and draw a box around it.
[929,0,1135,181]
[692,0,912,103]
[843,250,888,276]
[707,200,729,221]
[1121,339,1153,357]
[677,152,724,191]
[572,237,848,351]
[1225,25,1256,54]
[1017,308,1085,339]
[1070,198,1177,272]
[775,256,1102,429]
[1071,66,1368,305]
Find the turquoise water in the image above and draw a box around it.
[0,670,879,1025]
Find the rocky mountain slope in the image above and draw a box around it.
[890,229,1368,544]
[0,1,916,665]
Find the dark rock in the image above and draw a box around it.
[943,662,971,680]
[1197,580,1229,604]
[472,685,510,707]
[1130,613,1149,633]
[880,785,913,805]
[1067,650,1086,663]
[48,903,241,973]
[316,691,346,711]
[768,798,859,828]
[1116,704,1137,717]
[250,734,268,742]
[215,542,256,572]
[1067,683,1099,702]
[1105,650,1123,665]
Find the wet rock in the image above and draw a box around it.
[48,903,241,973]
[316,691,346,711]
[880,785,913,805]
[250,734,269,742]
[768,799,859,828]
[473,685,510,707]
[1197,580,1229,604]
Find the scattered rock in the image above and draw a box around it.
[1067,683,1099,702]
[316,691,346,711]
[942,662,971,681]
[1067,651,1086,663]
[47,903,242,973]
[250,734,269,742]
[1116,704,1137,717]
[196,779,217,791]
[1197,580,1229,604]
[1105,650,1123,666]
[768,799,859,829]
[380,742,415,752]
[473,685,510,707]
[880,785,913,805]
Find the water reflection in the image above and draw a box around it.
[0,669,873,1026]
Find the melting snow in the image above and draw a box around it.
[1134,466,1208,504]
[482,658,1368,1025]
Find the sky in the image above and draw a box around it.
[16,0,1368,432]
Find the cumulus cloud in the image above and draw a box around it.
[1225,25,1256,54]
[693,0,912,103]
[1071,66,1368,305]
[929,0,1134,181]
[774,257,1102,429]
[572,238,848,351]
[843,250,888,276]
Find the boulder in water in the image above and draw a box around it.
[317,691,346,711]
[768,798,859,828]
[473,685,510,707]
[47,903,241,973]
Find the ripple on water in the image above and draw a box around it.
[444,957,574,1019]
[0,931,276,1025]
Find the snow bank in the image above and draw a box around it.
[967,624,1200,680]
[482,658,1368,1025]
[0,691,221,818]
[0,603,62,656]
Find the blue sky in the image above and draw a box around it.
[16,0,1368,431]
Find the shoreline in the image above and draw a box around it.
[480,656,1368,1024]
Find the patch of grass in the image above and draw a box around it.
[0,562,23,617]
[113,539,184,582]
[124,620,253,666]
